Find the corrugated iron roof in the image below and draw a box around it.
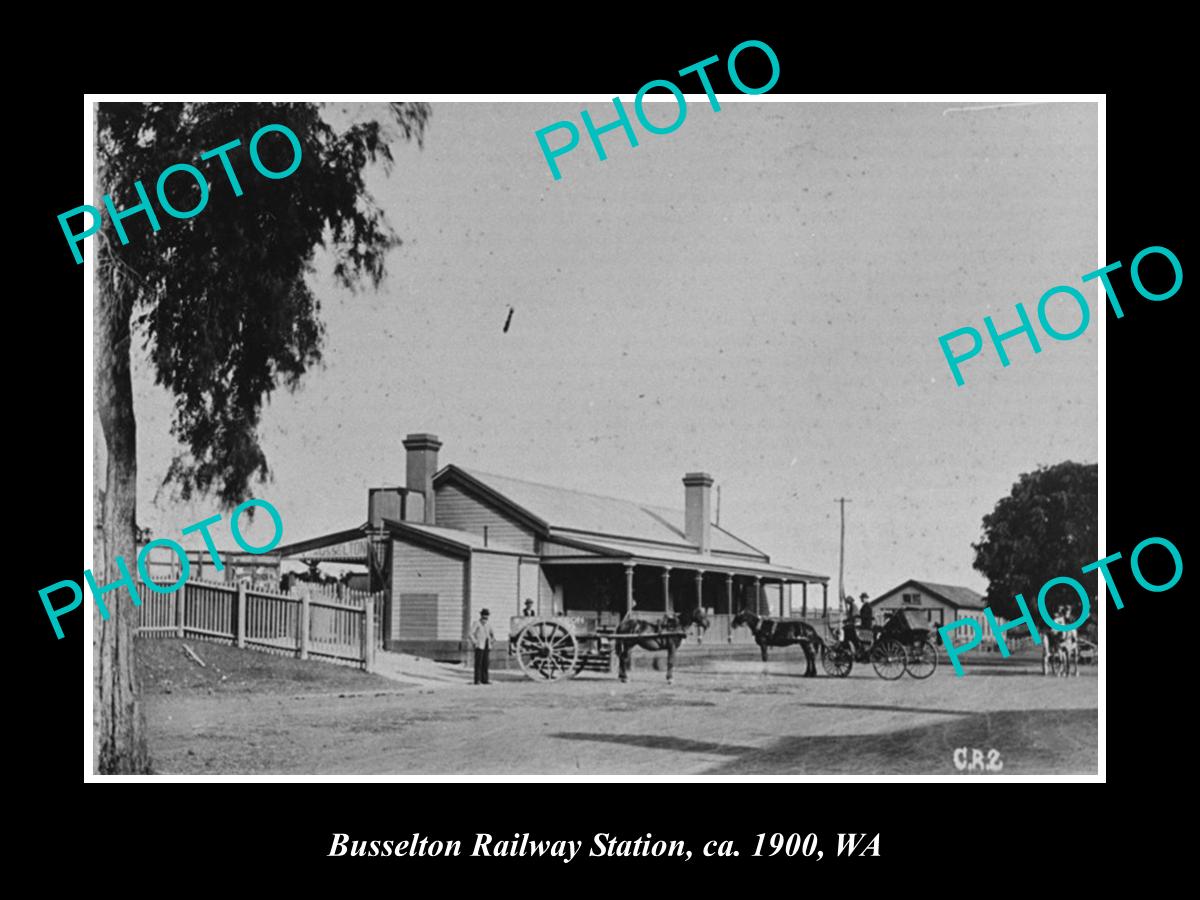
[870,579,987,610]
[543,534,827,581]
[455,468,766,556]
[917,581,987,609]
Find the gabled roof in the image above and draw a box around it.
[437,466,767,557]
[869,579,987,610]
[383,519,528,557]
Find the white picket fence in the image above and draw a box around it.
[135,578,384,671]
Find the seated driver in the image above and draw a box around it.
[859,596,874,631]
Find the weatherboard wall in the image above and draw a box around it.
[391,539,466,641]
[468,551,522,642]
[434,483,538,553]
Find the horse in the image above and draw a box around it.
[1043,610,1081,677]
[731,609,822,676]
[615,605,710,684]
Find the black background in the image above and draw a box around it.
[19,25,1184,883]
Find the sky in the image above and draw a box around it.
[122,100,1098,599]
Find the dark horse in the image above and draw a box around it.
[616,606,710,684]
[731,610,822,676]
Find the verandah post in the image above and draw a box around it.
[725,574,734,643]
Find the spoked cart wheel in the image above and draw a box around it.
[514,620,580,681]
[821,642,854,678]
[871,638,907,680]
[905,640,938,679]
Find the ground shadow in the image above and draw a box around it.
[791,700,979,717]
[550,708,1096,775]
[745,664,1068,680]
[550,732,754,756]
[704,708,1096,775]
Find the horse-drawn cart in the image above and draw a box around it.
[820,609,939,680]
[508,615,692,682]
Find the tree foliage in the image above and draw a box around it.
[97,101,430,507]
[972,461,1098,620]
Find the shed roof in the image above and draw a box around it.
[445,467,766,557]
[870,579,987,610]
[269,525,373,563]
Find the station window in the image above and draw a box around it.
[902,592,920,605]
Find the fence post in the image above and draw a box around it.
[236,582,247,648]
[176,582,186,638]
[363,596,375,673]
[299,594,310,660]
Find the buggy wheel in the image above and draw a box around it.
[871,638,907,680]
[905,640,938,679]
[514,620,579,681]
[821,642,854,678]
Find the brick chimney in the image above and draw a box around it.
[683,472,714,553]
[403,433,442,524]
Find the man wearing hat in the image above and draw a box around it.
[842,594,859,648]
[470,608,496,685]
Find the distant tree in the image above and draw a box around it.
[94,102,429,773]
[972,462,1098,621]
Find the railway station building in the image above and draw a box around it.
[270,432,829,660]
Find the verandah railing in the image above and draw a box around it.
[135,579,384,671]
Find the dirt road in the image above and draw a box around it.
[144,659,1097,775]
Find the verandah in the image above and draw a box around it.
[544,561,830,643]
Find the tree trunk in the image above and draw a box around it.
[94,272,150,774]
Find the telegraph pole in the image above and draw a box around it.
[834,497,851,610]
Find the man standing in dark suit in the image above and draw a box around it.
[470,608,495,685]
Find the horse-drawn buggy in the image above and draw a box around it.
[508,607,708,683]
[731,607,938,680]
[821,609,939,680]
